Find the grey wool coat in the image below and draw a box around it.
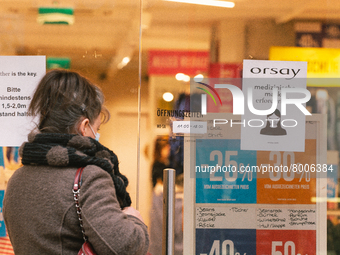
[3,164,149,255]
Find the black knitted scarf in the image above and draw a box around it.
[20,131,131,209]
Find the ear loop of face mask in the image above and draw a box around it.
[89,123,100,142]
[81,104,100,141]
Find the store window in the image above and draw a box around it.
[0,0,339,255]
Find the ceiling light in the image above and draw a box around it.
[164,0,235,8]
[117,56,131,69]
[175,73,191,82]
[122,57,130,64]
[163,92,174,102]
[194,74,204,82]
[37,7,74,25]
[183,75,190,82]
[176,73,185,81]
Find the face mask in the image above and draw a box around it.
[89,123,100,142]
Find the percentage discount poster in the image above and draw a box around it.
[188,115,327,255]
[256,139,317,204]
[195,139,317,204]
[196,139,257,204]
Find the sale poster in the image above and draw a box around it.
[194,204,317,255]
[187,114,327,255]
[256,230,316,255]
[256,139,317,204]
[196,139,257,204]
[196,228,256,255]
[195,139,317,204]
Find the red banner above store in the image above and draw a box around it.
[209,63,242,78]
[148,50,209,75]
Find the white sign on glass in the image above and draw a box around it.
[241,59,308,152]
[0,56,46,146]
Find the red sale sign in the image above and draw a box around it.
[148,50,209,75]
[257,230,316,255]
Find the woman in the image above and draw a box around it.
[3,69,149,254]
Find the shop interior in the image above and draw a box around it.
[1,0,340,254]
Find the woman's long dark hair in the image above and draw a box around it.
[29,69,110,133]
